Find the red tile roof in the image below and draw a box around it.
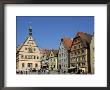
[62,37,73,50]
[76,32,92,43]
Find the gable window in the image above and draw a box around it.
[37,56,39,59]
[74,46,77,49]
[21,54,23,59]
[31,41,34,44]
[28,48,32,53]
[74,39,77,43]
[25,47,27,50]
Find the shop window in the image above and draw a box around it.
[35,64,38,67]
[28,63,32,68]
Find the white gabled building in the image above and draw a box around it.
[58,37,72,73]
[16,25,41,72]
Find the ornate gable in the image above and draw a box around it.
[49,50,54,57]
[18,35,39,54]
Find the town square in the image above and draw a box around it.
[16,16,94,74]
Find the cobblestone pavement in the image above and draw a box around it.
[17,67,88,74]
[17,70,70,74]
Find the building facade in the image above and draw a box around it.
[16,26,41,72]
[90,35,94,74]
[40,49,50,69]
[58,37,72,73]
[70,32,92,74]
[48,50,58,70]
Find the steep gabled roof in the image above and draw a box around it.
[16,35,38,52]
[80,38,88,48]
[16,36,29,52]
[39,48,50,55]
[52,50,59,57]
[16,43,23,52]
[46,50,51,57]
[61,37,72,50]
[76,32,92,43]
[70,32,92,50]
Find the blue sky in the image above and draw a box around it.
[16,16,94,49]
